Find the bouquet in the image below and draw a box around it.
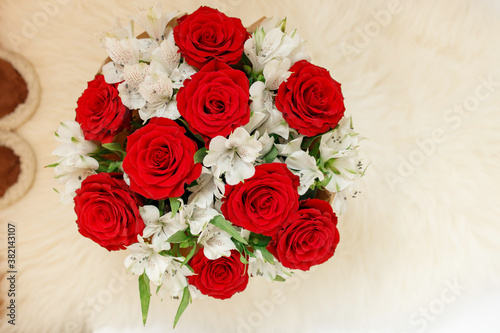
[50,3,366,327]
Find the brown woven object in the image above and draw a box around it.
[0,58,28,120]
[0,145,20,198]
[0,49,40,130]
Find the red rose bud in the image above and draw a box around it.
[268,198,340,271]
[122,117,202,200]
[75,74,131,143]
[276,60,345,137]
[188,249,248,300]
[221,163,300,237]
[74,173,144,251]
[173,6,248,69]
[177,61,250,144]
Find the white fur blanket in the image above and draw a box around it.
[1,0,500,332]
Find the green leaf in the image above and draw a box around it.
[159,249,175,257]
[239,253,249,264]
[193,147,208,164]
[243,64,252,75]
[234,240,255,264]
[243,246,256,259]
[167,230,190,243]
[44,163,59,168]
[316,174,332,189]
[169,197,181,217]
[301,136,316,150]
[182,245,197,267]
[261,145,278,164]
[234,238,246,254]
[249,233,272,247]
[209,215,248,245]
[309,138,321,159]
[71,136,80,143]
[158,200,165,216]
[102,142,123,152]
[274,275,286,282]
[173,287,191,328]
[53,188,60,194]
[138,273,151,326]
[179,241,191,248]
[101,142,126,159]
[280,18,287,33]
[254,246,275,264]
[107,161,122,173]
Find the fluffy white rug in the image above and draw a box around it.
[1,0,500,332]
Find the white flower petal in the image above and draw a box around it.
[131,4,178,42]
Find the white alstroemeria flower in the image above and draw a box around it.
[279,136,302,155]
[117,62,149,110]
[286,151,324,195]
[160,258,194,299]
[249,59,291,110]
[124,236,173,286]
[101,38,140,84]
[204,127,262,185]
[149,36,197,89]
[170,62,197,89]
[332,183,361,216]
[188,285,206,300]
[323,156,359,194]
[101,62,124,85]
[245,59,291,139]
[136,38,159,63]
[101,32,156,84]
[183,203,220,236]
[98,17,134,46]
[254,106,290,139]
[138,73,178,122]
[52,121,99,203]
[248,249,291,282]
[256,131,274,157]
[320,116,364,197]
[187,166,225,208]
[140,205,188,252]
[262,58,292,90]
[280,137,324,195]
[244,17,310,74]
[150,37,180,76]
[198,224,236,260]
[131,3,178,43]
[320,117,361,161]
[105,37,140,67]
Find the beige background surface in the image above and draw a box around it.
[1,0,500,332]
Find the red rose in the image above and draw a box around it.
[74,173,144,251]
[75,75,131,143]
[188,249,248,300]
[173,6,248,69]
[122,117,202,200]
[221,163,300,237]
[275,60,345,137]
[177,61,250,143]
[268,198,340,271]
